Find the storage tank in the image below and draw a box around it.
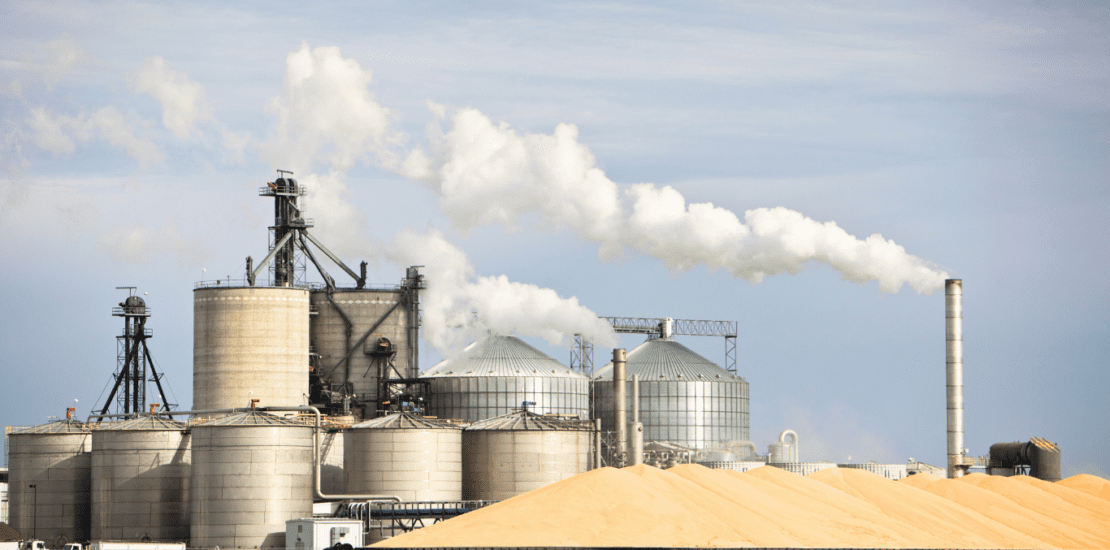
[193,286,310,411]
[7,418,91,547]
[592,338,749,450]
[91,416,190,541]
[310,288,411,409]
[319,428,345,495]
[422,335,589,422]
[190,411,314,549]
[344,412,463,502]
[462,410,592,501]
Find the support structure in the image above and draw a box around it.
[247,170,365,290]
[96,287,174,421]
[571,317,738,376]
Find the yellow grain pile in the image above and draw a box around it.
[1059,473,1110,502]
[372,464,1110,548]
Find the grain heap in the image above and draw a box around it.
[1059,473,1110,501]
[372,464,1110,548]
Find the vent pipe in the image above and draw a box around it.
[630,374,643,466]
[946,279,967,478]
[613,348,628,467]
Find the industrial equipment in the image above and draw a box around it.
[95,289,174,420]
[989,437,1062,481]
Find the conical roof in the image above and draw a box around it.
[195,410,310,427]
[350,412,462,430]
[593,338,742,382]
[466,409,593,431]
[422,334,585,379]
[11,419,90,434]
[93,416,186,431]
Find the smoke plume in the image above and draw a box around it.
[402,107,948,294]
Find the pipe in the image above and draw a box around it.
[946,279,966,478]
[88,406,401,502]
[593,418,602,470]
[632,374,640,423]
[629,374,642,465]
[613,348,627,467]
[661,317,673,339]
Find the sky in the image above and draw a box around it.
[1,1,1107,476]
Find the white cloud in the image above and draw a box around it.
[26,108,76,156]
[262,42,401,172]
[82,107,163,169]
[130,56,213,139]
[37,34,93,88]
[95,218,211,268]
[401,107,948,294]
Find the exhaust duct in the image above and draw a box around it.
[946,279,967,478]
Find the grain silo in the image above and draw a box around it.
[462,410,592,501]
[422,334,589,422]
[190,411,313,549]
[7,416,91,547]
[344,412,463,501]
[193,286,310,411]
[90,416,190,542]
[592,338,749,450]
[310,287,412,411]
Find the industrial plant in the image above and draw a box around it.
[1,172,1063,550]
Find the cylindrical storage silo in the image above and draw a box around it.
[91,416,190,542]
[462,410,592,501]
[319,428,345,495]
[310,289,412,407]
[7,420,91,547]
[190,411,313,549]
[345,413,462,502]
[193,286,309,411]
[592,338,749,450]
[422,335,589,422]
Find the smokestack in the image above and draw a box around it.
[946,279,966,478]
[613,348,628,467]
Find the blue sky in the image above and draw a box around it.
[2,1,1107,475]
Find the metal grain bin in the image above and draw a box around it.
[91,416,190,542]
[462,410,592,501]
[592,338,749,450]
[310,289,412,407]
[190,411,313,549]
[7,419,91,547]
[422,335,589,422]
[193,286,309,411]
[345,413,463,502]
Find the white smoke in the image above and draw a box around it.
[25,106,162,168]
[402,107,948,294]
[386,227,617,352]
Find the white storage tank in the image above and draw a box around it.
[190,411,313,549]
[91,416,190,542]
[7,418,92,547]
[193,286,310,411]
[592,338,749,450]
[462,410,592,501]
[344,412,463,502]
[422,334,589,422]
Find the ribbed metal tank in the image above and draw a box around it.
[190,411,313,549]
[7,419,91,547]
[696,461,767,473]
[310,289,411,406]
[592,338,749,450]
[345,413,463,502]
[768,462,837,476]
[193,286,309,410]
[91,416,190,541]
[422,335,589,422]
[838,462,909,480]
[462,410,592,501]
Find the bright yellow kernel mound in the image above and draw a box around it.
[372,465,1110,548]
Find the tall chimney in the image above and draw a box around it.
[613,348,628,467]
[946,279,967,478]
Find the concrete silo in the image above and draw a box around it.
[90,416,190,542]
[462,410,592,501]
[189,411,313,549]
[7,417,91,547]
[344,412,463,502]
[592,338,749,451]
[422,335,589,422]
[193,286,310,411]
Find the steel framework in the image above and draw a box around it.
[571,317,739,376]
[95,287,175,420]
